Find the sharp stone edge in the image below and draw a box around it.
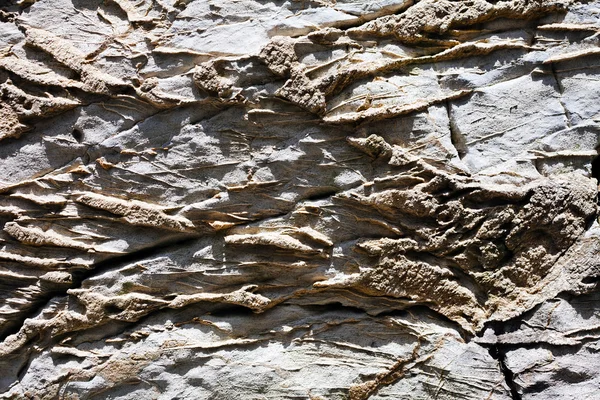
[0,0,600,398]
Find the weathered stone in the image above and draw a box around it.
[0,0,599,398]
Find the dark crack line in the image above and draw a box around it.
[444,99,467,160]
[488,345,522,400]
[549,63,573,128]
[0,147,367,344]
[69,235,202,290]
[0,176,350,345]
[0,234,201,344]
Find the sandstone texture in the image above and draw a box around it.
[0,0,599,399]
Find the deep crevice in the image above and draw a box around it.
[582,275,600,285]
[300,301,367,315]
[489,345,522,400]
[208,303,257,318]
[71,127,83,143]
[445,100,467,160]
[592,152,600,193]
[304,187,339,202]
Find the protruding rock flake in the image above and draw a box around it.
[1,0,600,398]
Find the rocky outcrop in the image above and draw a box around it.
[0,0,599,398]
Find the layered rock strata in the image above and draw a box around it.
[0,0,599,398]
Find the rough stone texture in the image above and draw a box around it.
[0,0,599,399]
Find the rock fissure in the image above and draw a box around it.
[489,344,523,400]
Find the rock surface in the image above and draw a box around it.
[0,0,599,398]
